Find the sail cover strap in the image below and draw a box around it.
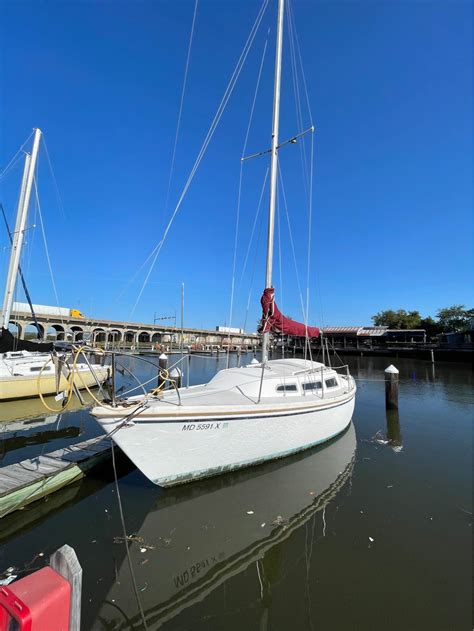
[259,288,320,338]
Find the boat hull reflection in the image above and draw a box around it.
[95,422,356,629]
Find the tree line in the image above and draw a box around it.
[371,305,474,334]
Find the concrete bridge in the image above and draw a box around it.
[6,310,260,350]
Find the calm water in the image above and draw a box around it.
[0,353,472,630]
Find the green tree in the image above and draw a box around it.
[419,316,442,338]
[372,309,422,329]
[436,305,474,332]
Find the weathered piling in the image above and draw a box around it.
[170,367,182,388]
[386,408,402,447]
[385,364,399,410]
[158,353,168,389]
[50,545,82,631]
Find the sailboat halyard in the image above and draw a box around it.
[0,129,109,401]
[91,0,356,487]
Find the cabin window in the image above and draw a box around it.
[30,366,50,372]
[303,381,322,391]
[276,384,298,392]
[325,377,338,388]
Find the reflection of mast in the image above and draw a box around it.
[257,545,284,631]
[386,409,402,450]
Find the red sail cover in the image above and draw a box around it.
[260,288,320,338]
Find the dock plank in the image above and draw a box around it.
[0,436,112,518]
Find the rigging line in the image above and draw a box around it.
[276,186,284,359]
[289,0,314,125]
[228,30,269,341]
[113,239,162,305]
[242,191,265,332]
[305,132,315,363]
[0,203,40,336]
[162,0,199,229]
[238,167,269,287]
[278,162,307,326]
[33,176,64,327]
[110,442,149,631]
[42,134,66,221]
[287,0,310,206]
[130,0,269,318]
[287,4,305,172]
[0,130,34,181]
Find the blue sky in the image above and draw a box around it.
[0,0,472,331]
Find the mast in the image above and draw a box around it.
[1,128,42,331]
[262,0,284,364]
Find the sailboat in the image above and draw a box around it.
[0,128,109,401]
[91,0,356,487]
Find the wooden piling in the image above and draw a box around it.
[170,367,182,388]
[158,353,168,389]
[385,364,399,410]
[386,408,402,447]
[50,545,82,631]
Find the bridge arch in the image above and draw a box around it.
[46,324,65,341]
[124,330,135,345]
[107,329,122,344]
[8,321,22,339]
[137,331,151,343]
[92,328,106,344]
[23,321,45,340]
[70,325,84,342]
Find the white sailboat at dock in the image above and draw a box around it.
[92,0,356,486]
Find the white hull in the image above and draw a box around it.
[93,362,355,487]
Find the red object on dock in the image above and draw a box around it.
[0,567,71,631]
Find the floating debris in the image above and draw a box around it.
[372,431,388,445]
[246,510,254,515]
[272,515,288,526]
[369,536,375,543]
[113,534,155,550]
[113,534,144,545]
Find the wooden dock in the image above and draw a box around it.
[0,436,111,519]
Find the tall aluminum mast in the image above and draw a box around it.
[262,0,284,364]
[1,128,42,331]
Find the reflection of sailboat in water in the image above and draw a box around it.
[95,423,356,630]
